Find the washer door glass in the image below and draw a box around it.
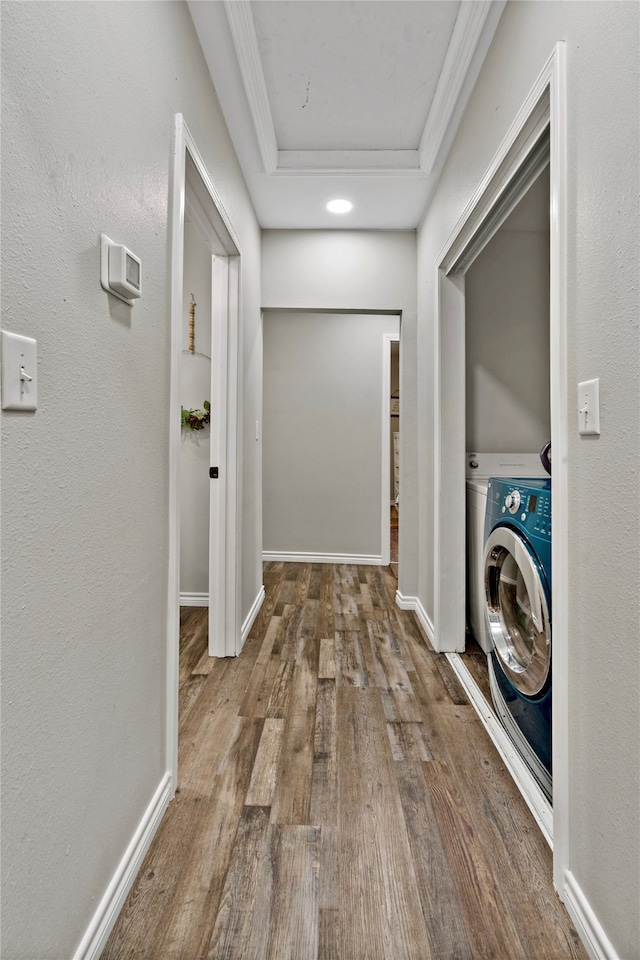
[483,526,551,697]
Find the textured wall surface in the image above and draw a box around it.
[263,311,400,557]
[261,230,418,593]
[0,3,261,957]
[465,182,550,452]
[417,2,639,955]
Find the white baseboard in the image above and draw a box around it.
[241,585,265,645]
[395,591,435,644]
[446,652,553,849]
[263,551,383,566]
[562,870,620,960]
[73,772,173,960]
[179,592,209,607]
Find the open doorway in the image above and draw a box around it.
[431,47,567,863]
[177,211,214,691]
[167,116,242,786]
[262,311,400,566]
[459,165,552,814]
[436,131,555,843]
[462,165,550,685]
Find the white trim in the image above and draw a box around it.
[263,551,383,566]
[394,592,435,646]
[433,268,467,654]
[167,115,186,787]
[73,774,172,960]
[548,42,569,897]
[224,0,278,174]
[275,150,422,175]
[419,1,505,174]
[226,254,243,658]
[439,97,551,275]
[241,585,265,646]
[446,653,553,848]
[180,592,209,607]
[562,871,620,960]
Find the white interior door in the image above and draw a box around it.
[208,256,229,656]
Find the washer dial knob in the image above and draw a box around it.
[505,490,521,514]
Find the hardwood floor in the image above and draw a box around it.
[103,563,586,960]
[459,632,492,706]
[390,505,398,566]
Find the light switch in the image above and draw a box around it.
[578,378,600,436]
[1,330,38,412]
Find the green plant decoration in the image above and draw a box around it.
[181,400,210,430]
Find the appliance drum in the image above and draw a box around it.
[484,525,551,698]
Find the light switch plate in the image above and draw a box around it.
[1,330,38,412]
[578,378,600,436]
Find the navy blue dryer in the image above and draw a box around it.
[483,477,552,800]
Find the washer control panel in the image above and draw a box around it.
[488,478,551,542]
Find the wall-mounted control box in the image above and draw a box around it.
[100,235,141,304]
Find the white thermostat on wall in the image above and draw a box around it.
[100,234,141,304]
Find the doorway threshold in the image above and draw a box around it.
[446,652,553,849]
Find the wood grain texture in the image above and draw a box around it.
[318,638,335,679]
[103,568,588,960]
[245,718,284,807]
[395,759,475,960]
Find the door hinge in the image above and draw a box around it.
[210,467,219,479]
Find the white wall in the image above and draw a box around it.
[180,221,212,597]
[0,3,262,957]
[465,170,550,452]
[263,311,400,560]
[416,2,639,956]
[261,231,418,590]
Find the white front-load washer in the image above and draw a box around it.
[465,452,547,653]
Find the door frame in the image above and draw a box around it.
[167,114,242,786]
[381,331,400,566]
[433,43,567,886]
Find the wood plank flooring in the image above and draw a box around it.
[103,563,587,960]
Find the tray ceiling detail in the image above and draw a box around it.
[188,1,507,228]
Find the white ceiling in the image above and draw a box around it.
[187,1,506,230]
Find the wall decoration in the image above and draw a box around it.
[181,400,210,430]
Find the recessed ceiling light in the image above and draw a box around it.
[326,199,353,214]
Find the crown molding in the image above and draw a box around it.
[224,0,423,181]
[418,0,501,174]
[275,150,423,177]
[224,0,504,183]
[224,0,278,174]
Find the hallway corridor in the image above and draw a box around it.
[103,562,586,960]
